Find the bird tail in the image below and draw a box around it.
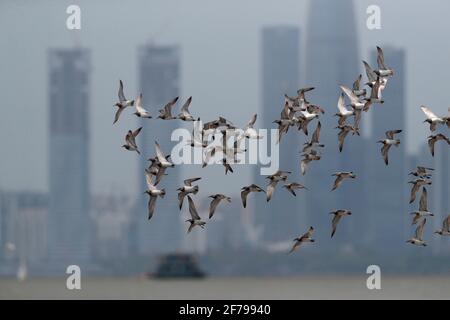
[130,100,135,106]
[160,189,166,198]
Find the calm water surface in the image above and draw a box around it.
[1,275,449,299]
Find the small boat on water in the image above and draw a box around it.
[150,253,206,279]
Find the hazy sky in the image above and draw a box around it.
[1,0,450,194]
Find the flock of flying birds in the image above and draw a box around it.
[112,46,450,253]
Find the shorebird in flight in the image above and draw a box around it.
[434,215,450,236]
[375,46,394,77]
[407,218,427,247]
[185,196,206,233]
[363,60,381,87]
[409,166,434,179]
[331,172,357,191]
[266,170,291,182]
[408,178,432,204]
[306,104,325,115]
[221,158,234,175]
[284,94,298,109]
[122,127,142,154]
[289,227,315,254]
[283,182,308,196]
[144,172,166,220]
[363,78,384,112]
[273,117,294,143]
[240,184,265,208]
[421,106,450,131]
[352,74,366,98]
[243,114,262,139]
[202,117,236,135]
[113,80,134,124]
[330,210,352,238]
[146,154,172,186]
[265,173,289,202]
[158,96,179,120]
[335,93,355,126]
[296,87,315,105]
[298,109,320,136]
[177,97,197,121]
[300,149,321,175]
[410,188,434,225]
[187,124,208,148]
[133,93,152,119]
[427,133,450,157]
[377,130,402,165]
[273,102,296,143]
[340,85,365,129]
[336,124,359,153]
[208,194,231,219]
[155,141,175,168]
[177,177,201,210]
[303,121,324,154]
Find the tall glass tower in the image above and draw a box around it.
[130,44,182,256]
[304,0,361,247]
[48,48,91,271]
[253,26,305,244]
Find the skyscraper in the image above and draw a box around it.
[48,48,91,270]
[366,47,407,251]
[131,44,182,256]
[254,26,305,244]
[304,0,360,245]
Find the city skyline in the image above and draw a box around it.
[2,0,450,195]
[0,1,449,277]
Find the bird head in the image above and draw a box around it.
[434,230,443,235]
